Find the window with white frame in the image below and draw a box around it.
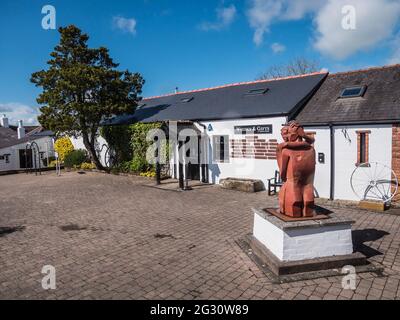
[212,135,229,163]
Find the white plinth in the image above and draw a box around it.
[253,208,354,262]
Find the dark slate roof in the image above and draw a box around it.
[0,126,18,148]
[103,72,327,125]
[0,125,53,149]
[296,64,400,125]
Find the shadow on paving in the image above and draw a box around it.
[0,226,25,238]
[352,229,389,258]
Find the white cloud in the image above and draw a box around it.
[271,42,286,53]
[246,0,400,60]
[113,16,137,35]
[246,0,323,46]
[282,0,324,20]
[246,0,283,46]
[200,4,237,31]
[0,103,39,126]
[314,0,400,60]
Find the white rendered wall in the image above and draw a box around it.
[200,117,287,186]
[0,137,54,172]
[253,212,353,261]
[306,127,331,199]
[334,125,392,201]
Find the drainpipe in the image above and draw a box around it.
[197,122,208,183]
[329,123,335,201]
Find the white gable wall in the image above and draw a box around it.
[307,124,393,201]
[333,125,392,201]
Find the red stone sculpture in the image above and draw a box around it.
[277,121,316,218]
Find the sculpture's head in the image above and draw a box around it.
[281,126,289,142]
[287,120,303,142]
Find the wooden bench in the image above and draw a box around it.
[267,170,283,196]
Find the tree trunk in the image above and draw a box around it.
[82,132,106,171]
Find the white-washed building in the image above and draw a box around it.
[296,65,400,202]
[97,65,400,202]
[0,115,54,173]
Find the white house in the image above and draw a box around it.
[0,115,54,173]
[296,65,400,202]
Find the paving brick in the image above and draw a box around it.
[1,172,400,300]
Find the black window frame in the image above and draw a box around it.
[180,97,194,103]
[340,85,367,98]
[244,88,269,96]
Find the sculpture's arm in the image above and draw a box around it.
[286,141,311,149]
[280,152,289,182]
[298,127,315,144]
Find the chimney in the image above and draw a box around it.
[17,120,25,139]
[0,114,9,128]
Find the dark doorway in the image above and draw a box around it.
[187,136,200,181]
[19,149,32,169]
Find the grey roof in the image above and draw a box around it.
[103,72,327,125]
[296,64,400,125]
[0,126,18,148]
[0,126,53,149]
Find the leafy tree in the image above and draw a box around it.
[31,25,145,170]
[258,57,321,80]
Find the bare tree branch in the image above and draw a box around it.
[257,57,321,80]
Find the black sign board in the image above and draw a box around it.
[234,124,273,135]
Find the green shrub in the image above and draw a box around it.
[130,156,151,173]
[64,150,87,168]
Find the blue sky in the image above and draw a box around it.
[0,0,399,125]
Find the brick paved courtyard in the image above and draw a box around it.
[1,172,400,300]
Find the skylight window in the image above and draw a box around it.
[245,88,269,96]
[180,97,194,103]
[340,86,367,98]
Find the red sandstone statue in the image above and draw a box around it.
[277,121,316,218]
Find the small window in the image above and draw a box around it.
[356,131,370,165]
[340,86,367,98]
[213,135,229,163]
[0,155,4,160]
[245,88,269,96]
[180,97,194,103]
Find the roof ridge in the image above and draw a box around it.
[331,63,400,76]
[143,71,327,101]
